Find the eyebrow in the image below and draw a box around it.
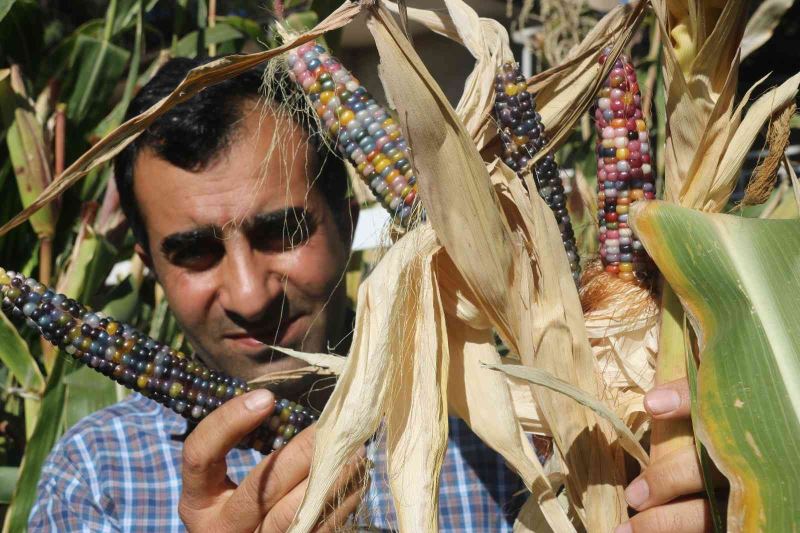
[159,206,311,256]
[246,207,308,231]
[160,226,219,257]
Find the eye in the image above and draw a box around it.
[168,242,224,271]
[250,212,316,253]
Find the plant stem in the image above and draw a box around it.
[650,280,694,461]
[40,104,66,373]
[208,0,217,56]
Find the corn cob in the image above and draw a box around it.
[593,49,656,283]
[493,62,581,282]
[287,43,418,223]
[0,268,316,454]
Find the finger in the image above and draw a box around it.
[220,425,317,531]
[181,389,275,510]
[257,447,368,533]
[644,378,691,419]
[624,445,704,511]
[616,497,711,533]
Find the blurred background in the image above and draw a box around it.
[0,0,798,528]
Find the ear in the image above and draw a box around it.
[134,242,155,277]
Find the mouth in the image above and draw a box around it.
[223,315,306,350]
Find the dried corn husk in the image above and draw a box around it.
[651,0,800,212]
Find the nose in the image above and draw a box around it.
[217,238,285,324]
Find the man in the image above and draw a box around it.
[28,57,526,531]
[29,57,713,532]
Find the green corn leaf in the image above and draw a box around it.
[63,365,118,429]
[2,356,67,533]
[0,466,19,504]
[65,34,130,126]
[0,313,44,394]
[0,0,17,23]
[684,318,724,533]
[91,0,145,142]
[173,23,244,58]
[0,68,57,238]
[630,200,800,531]
[218,15,267,45]
[111,0,158,36]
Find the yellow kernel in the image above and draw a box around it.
[319,91,335,105]
[616,148,630,160]
[338,109,355,126]
[374,159,391,174]
[384,169,400,183]
[504,83,518,96]
[307,82,321,94]
[619,263,633,272]
[619,271,635,281]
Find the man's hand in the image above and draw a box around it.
[616,378,717,533]
[179,389,366,532]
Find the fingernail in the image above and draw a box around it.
[624,478,649,508]
[644,388,680,415]
[244,389,274,411]
[614,521,633,533]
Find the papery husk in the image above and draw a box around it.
[581,263,659,435]
[288,225,444,532]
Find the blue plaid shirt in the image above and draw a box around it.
[29,393,526,531]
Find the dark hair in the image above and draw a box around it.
[114,56,349,253]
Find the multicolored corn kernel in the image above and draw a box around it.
[287,42,418,223]
[493,62,581,282]
[0,270,316,454]
[593,49,656,283]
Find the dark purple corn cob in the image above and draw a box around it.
[0,268,316,454]
[493,62,581,282]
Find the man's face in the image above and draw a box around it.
[133,103,352,383]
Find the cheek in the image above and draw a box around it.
[157,266,218,330]
[284,233,347,300]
